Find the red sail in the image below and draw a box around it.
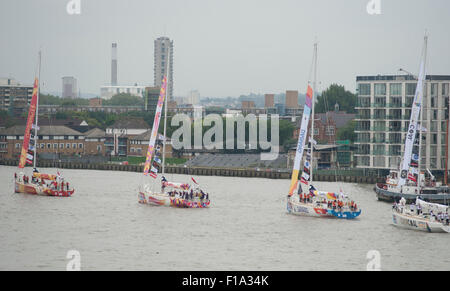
[18,78,39,168]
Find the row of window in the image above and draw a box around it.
[356,156,446,169]
[359,83,450,96]
[15,143,83,149]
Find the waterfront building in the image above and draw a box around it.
[0,125,85,160]
[128,131,172,158]
[354,75,450,172]
[84,128,106,156]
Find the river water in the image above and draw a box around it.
[0,166,449,271]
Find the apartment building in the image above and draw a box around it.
[355,75,450,171]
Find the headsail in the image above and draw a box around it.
[398,40,427,186]
[289,86,313,196]
[143,76,168,176]
[18,78,39,169]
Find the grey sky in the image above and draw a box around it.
[1,0,449,98]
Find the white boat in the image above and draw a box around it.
[137,46,210,209]
[392,198,450,233]
[286,42,360,219]
[375,35,450,203]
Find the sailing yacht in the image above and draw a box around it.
[137,47,210,208]
[392,197,450,233]
[14,51,75,197]
[286,43,361,219]
[375,35,450,203]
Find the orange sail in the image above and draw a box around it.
[18,78,39,169]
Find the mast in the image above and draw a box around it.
[33,50,41,169]
[310,42,318,185]
[161,45,170,175]
[417,35,427,190]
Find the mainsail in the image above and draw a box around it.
[288,85,313,195]
[398,41,427,186]
[18,78,39,169]
[143,76,167,176]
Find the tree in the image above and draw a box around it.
[316,84,356,113]
[103,94,144,106]
[337,120,356,142]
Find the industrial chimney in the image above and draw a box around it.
[111,43,118,86]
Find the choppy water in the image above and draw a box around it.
[0,166,449,270]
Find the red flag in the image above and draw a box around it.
[191,177,198,185]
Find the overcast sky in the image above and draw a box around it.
[1,0,449,98]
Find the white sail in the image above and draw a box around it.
[398,38,427,187]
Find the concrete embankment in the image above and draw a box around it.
[0,159,386,184]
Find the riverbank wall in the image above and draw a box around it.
[0,159,389,184]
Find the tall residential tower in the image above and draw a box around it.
[154,37,173,101]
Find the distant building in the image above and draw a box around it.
[241,101,255,109]
[100,84,145,100]
[355,74,450,171]
[144,86,160,113]
[189,90,200,105]
[285,90,298,109]
[154,36,174,101]
[293,110,355,144]
[275,103,286,116]
[0,78,33,116]
[89,97,102,107]
[62,77,78,99]
[265,94,275,108]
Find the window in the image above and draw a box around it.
[60,143,64,149]
[72,143,77,149]
[325,126,335,136]
[97,145,102,152]
[390,83,402,96]
[53,144,58,149]
[406,83,417,95]
[15,143,20,149]
[313,128,319,136]
[431,83,438,96]
[66,143,70,149]
[41,144,45,149]
[358,84,371,96]
[374,83,386,96]
[442,83,449,96]
[78,143,83,149]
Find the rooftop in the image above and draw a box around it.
[109,118,150,130]
[0,125,84,136]
[356,75,450,82]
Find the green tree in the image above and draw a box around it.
[316,84,356,113]
[337,120,356,142]
[103,94,144,106]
